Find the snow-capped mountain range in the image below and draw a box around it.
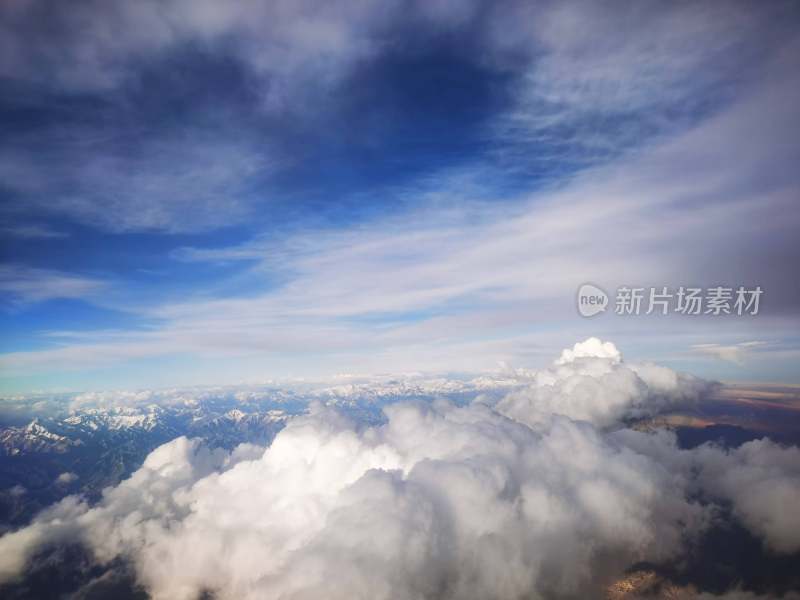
[0,420,82,456]
[0,376,520,528]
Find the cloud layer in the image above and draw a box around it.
[0,403,702,598]
[1,339,798,598]
[497,338,713,428]
[1,2,799,390]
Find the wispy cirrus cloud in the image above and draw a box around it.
[1,1,791,236]
[3,48,799,385]
[490,0,791,163]
[1,1,798,390]
[0,265,106,307]
[0,128,274,233]
[0,224,67,239]
[0,0,402,98]
[691,341,768,364]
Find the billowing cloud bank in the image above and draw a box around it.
[1,339,798,599]
[498,337,712,428]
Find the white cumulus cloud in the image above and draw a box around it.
[496,337,712,428]
[0,338,798,599]
[55,472,78,485]
[0,401,707,599]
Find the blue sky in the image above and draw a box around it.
[1,0,799,393]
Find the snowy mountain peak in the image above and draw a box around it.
[225,409,247,422]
